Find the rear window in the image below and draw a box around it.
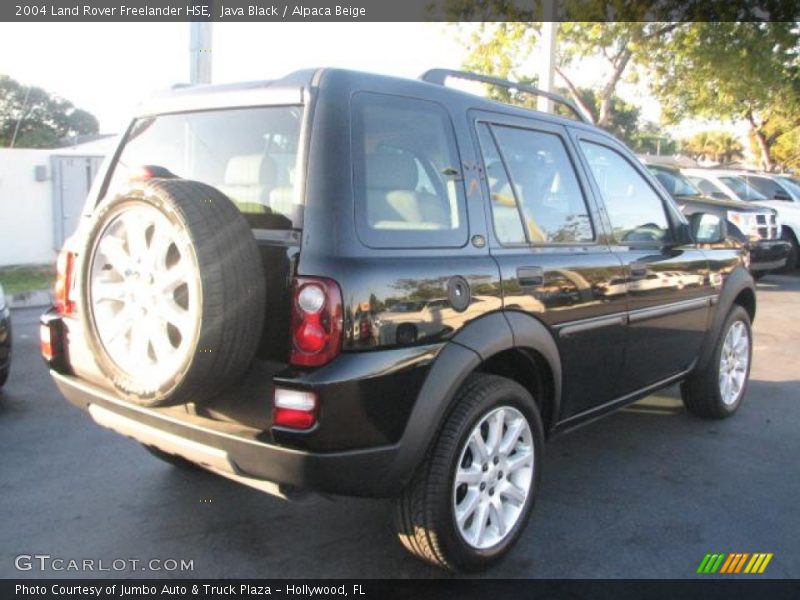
[352,92,468,248]
[104,106,304,229]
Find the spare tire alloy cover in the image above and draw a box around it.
[81,179,266,407]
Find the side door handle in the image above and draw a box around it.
[517,266,544,287]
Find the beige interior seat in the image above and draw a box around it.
[365,154,450,230]
[218,155,276,213]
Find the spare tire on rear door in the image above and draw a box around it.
[80,179,266,407]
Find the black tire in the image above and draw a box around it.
[144,445,202,471]
[80,179,266,407]
[0,367,8,389]
[394,373,544,572]
[779,228,798,273]
[681,305,752,419]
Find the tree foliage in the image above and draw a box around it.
[454,18,800,170]
[680,130,744,163]
[0,75,99,148]
[647,22,800,170]
[747,112,800,171]
[456,21,678,127]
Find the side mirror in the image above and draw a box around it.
[689,212,727,244]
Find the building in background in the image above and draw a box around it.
[0,136,116,266]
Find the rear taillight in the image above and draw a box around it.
[272,387,318,430]
[54,249,75,315]
[290,277,342,367]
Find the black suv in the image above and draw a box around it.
[644,162,790,278]
[42,69,756,571]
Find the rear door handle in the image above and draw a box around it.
[517,266,544,287]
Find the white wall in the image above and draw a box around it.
[0,148,56,266]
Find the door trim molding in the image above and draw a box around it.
[554,295,717,337]
[627,296,714,324]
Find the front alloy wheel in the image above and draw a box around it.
[681,305,752,419]
[718,320,750,407]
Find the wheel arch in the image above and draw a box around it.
[387,311,562,494]
[696,266,756,373]
[782,223,800,245]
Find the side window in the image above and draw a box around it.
[579,141,672,243]
[691,177,721,195]
[747,176,779,199]
[476,124,526,245]
[478,123,594,244]
[352,93,468,248]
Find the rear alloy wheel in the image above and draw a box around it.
[395,374,543,571]
[81,179,266,407]
[453,406,534,550]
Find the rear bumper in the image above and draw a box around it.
[750,240,790,272]
[52,370,405,498]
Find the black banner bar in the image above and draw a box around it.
[2,0,800,22]
[5,580,800,600]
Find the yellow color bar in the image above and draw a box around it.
[744,554,761,574]
[759,553,773,574]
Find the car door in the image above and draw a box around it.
[471,111,628,419]
[573,131,714,393]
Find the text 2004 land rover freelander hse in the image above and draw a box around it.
[42,69,757,571]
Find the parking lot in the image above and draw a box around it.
[1,274,798,579]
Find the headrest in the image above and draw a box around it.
[224,155,276,187]
[366,153,418,190]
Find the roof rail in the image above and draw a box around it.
[420,68,590,124]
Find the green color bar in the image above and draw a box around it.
[710,554,726,573]
[697,554,712,574]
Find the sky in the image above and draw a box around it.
[0,22,743,146]
[0,23,465,132]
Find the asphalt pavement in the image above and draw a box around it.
[1,274,798,579]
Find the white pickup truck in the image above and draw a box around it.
[683,168,800,271]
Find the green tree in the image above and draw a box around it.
[746,111,800,171]
[770,126,800,171]
[629,121,678,156]
[454,18,679,127]
[681,131,744,164]
[0,75,99,148]
[555,22,678,126]
[648,22,800,170]
[563,86,641,142]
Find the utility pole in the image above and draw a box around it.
[190,22,213,84]
[536,0,558,114]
